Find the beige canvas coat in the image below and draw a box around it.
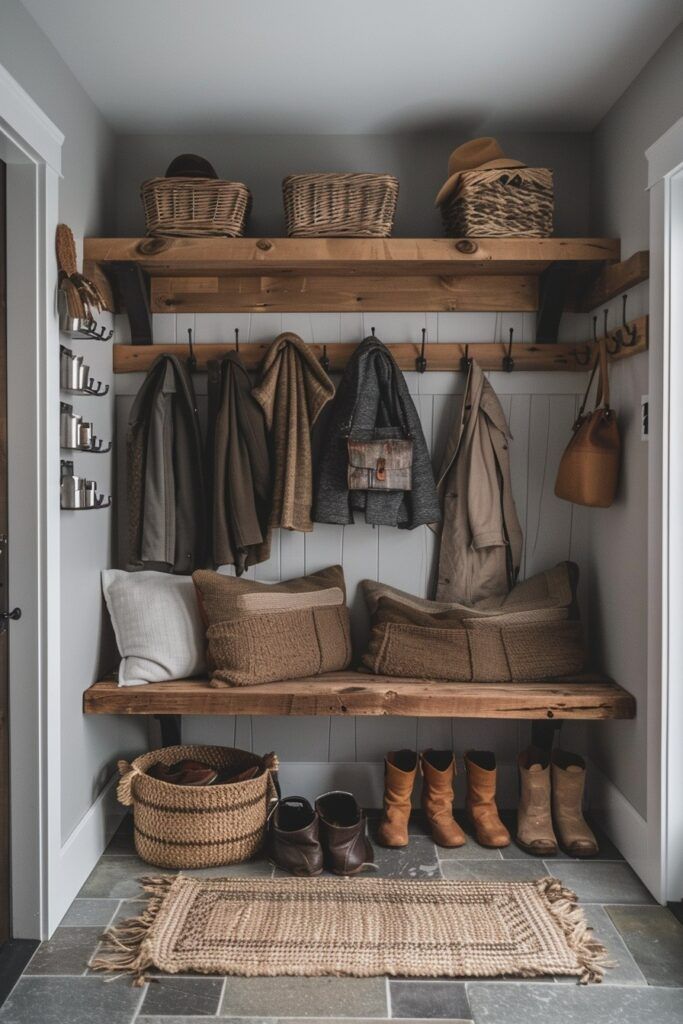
[433,360,523,604]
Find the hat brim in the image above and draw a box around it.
[435,158,527,207]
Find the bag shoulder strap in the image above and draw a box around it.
[577,335,610,420]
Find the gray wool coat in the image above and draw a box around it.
[313,337,441,528]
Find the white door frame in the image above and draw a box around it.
[0,63,63,938]
[646,115,683,903]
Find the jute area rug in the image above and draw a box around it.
[90,875,608,986]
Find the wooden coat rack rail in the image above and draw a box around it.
[112,314,648,374]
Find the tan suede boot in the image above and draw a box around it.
[551,751,599,857]
[516,747,558,856]
[376,750,417,848]
[464,750,511,848]
[420,750,467,848]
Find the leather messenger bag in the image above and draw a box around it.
[555,336,621,508]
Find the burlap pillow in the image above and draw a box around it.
[361,575,585,682]
[192,565,351,687]
[361,562,579,619]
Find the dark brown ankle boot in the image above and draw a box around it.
[315,791,374,876]
[268,796,323,876]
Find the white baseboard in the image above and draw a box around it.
[585,757,655,895]
[47,774,126,934]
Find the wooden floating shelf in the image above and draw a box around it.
[83,672,636,720]
[112,315,648,374]
[83,236,642,314]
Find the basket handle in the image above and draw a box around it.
[263,752,281,805]
[117,759,141,807]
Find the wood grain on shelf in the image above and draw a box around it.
[150,273,538,313]
[84,672,636,720]
[84,236,620,276]
[575,250,649,312]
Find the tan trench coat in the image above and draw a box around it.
[433,360,523,604]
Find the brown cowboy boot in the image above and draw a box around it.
[551,751,599,857]
[420,750,467,848]
[516,747,558,856]
[464,750,510,848]
[376,749,417,848]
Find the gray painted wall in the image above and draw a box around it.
[0,0,146,844]
[586,23,683,816]
[114,132,592,238]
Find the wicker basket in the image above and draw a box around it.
[283,173,399,237]
[440,168,553,237]
[117,745,278,869]
[141,177,252,237]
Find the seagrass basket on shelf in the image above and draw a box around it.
[283,172,399,237]
[440,167,553,237]
[140,177,252,237]
[117,745,278,869]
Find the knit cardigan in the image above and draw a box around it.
[314,337,441,528]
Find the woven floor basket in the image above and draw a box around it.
[283,173,399,237]
[440,168,553,237]
[117,745,278,869]
[141,177,252,237]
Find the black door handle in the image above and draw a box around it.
[0,608,21,631]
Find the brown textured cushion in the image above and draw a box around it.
[192,565,351,687]
[361,562,579,619]
[361,576,585,682]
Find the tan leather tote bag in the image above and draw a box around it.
[555,337,621,507]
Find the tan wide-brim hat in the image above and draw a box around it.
[435,137,526,206]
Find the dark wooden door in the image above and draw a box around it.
[0,159,9,947]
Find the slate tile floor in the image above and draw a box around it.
[1,812,683,1024]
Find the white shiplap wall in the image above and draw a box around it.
[114,308,593,804]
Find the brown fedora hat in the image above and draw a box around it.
[435,137,526,206]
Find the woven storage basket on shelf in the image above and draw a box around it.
[283,172,399,237]
[440,168,553,237]
[117,745,278,869]
[141,177,252,237]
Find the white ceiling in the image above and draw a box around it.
[20,0,683,134]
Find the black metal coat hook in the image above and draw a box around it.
[370,326,376,337]
[502,327,515,373]
[619,293,638,347]
[319,344,331,372]
[574,318,595,367]
[415,328,427,373]
[234,327,240,352]
[604,307,621,355]
[459,344,471,374]
[187,327,197,371]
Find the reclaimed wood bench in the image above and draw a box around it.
[84,671,635,720]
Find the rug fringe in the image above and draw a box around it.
[537,877,611,984]
[88,875,176,986]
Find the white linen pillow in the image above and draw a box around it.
[102,569,206,686]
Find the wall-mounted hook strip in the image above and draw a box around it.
[320,344,330,372]
[502,327,515,372]
[415,328,427,373]
[187,327,197,371]
[459,344,471,374]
